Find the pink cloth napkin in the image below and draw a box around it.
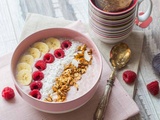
[0,53,139,120]
[0,14,139,120]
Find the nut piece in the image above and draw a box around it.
[44,94,53,102]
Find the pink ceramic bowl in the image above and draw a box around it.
[11,28,102,113]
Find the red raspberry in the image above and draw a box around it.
[123,70,137,84]
[30,81,43,90]
[29,89,41,99]
[2,87,15,100]
[43,53,55,63]
[61,40,72,49]
[32,71,44,81]
[147,81,159,96]
[35,60,46,71]
[54,49,65,58]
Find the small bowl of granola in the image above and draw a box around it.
[11,28,102,113]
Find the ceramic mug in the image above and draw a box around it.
[88,0,153,44]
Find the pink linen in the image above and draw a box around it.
[0,52,139,120]
[0,15,139,119]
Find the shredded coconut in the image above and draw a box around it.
[39,40,82,100]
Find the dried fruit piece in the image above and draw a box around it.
[123,70,137,84]
[29,89,41,99]
[61,40,72,49]
[2,87,15,100]
[54,49,65,59]
[43,53,55,63]
[35,60,46,71]
[30,81,43,90]
[32,71,44,81]
[147,81,159,96]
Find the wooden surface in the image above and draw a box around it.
[0,0,160,120]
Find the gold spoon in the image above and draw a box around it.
[93,42,131,120]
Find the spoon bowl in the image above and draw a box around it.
[110,42,131,69]
[94,42,131,120]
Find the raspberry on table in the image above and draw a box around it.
[122,70,137,84]
[2,87,15,100]
[147,80,159,96]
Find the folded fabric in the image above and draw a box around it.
[0,13,139,120]
[0,53,139,120]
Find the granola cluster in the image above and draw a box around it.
[44,44,92,102]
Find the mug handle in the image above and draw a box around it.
[137,0,153,22]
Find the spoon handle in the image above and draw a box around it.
[93,72,115,120]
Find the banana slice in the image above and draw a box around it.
[44,37,60,50]
[16,70,32,85]
[20,55,34,65]
[27,47,41,59]
[33,42,49,54]
[17,62,32,72]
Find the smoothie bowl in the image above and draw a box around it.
[11,28,102,113]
